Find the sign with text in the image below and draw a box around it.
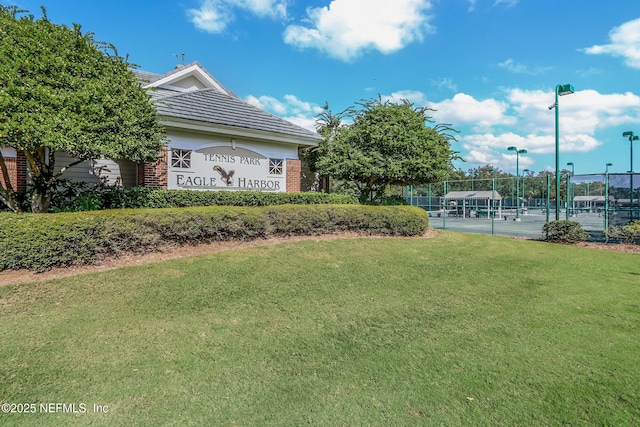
[168,146,285,192]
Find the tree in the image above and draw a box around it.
[0,6,166,212]
[311,97,458,203]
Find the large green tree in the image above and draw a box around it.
[0,5,165,212]
[311,97,458,203]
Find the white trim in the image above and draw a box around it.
[160,118,320,147]
[1,147,17,157]
[144,64,228,94]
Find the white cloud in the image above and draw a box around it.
[283,0,435,61]
[245,94,324,132]
[430,93,516,132]
[431,77,458,92]
[249,86,640,172]
[432,88,640,171]
[493,0,519,7]
[245,95,288,115]
[382,90,428,106]
[187,0,288,34]
[467,0,477,12]
[583,17,640,69]
[497,58,552,75]
[468,0,518,12]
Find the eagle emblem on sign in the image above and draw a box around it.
[213,165,235,186]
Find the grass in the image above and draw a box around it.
[0,231,639,426]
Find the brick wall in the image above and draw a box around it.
[286,158,301,192]
[138,146,168,189]
[16,151,27,191]
[136,151,301,192]
[0,156,17,190]
[0,151,26,191]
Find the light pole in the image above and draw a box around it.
[508,146,527,219]
[623,131,638,220]
[566,162,574,175]
[605,163,612,232]
[549,84,575,220]
[622,131,638,173]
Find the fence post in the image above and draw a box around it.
[546,174,551,223]
[491,178,496,235]
[443,181,447,229]
[605,173,609,241]
[565,174,570,220]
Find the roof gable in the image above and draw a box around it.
[154,88,321,144]
[135,62,322,146]
[140,62,229,95]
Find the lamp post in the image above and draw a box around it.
[566,162,574,175]
[549,84,575,220]
[605,163,612,231]
[508,146,527,219]
[622,131,638,173]
[623,131,638,220]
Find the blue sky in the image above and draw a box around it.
[7,0,640,175]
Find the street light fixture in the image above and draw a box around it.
[549,83,575,220]
[622,131,638,173]
[508,146,527,219]
[605,162,612,174]
[566,162,574,176]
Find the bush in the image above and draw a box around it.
[542,220,589,243]
[607,220,640,244]
[60,187,358,210]
[0,205,429,272]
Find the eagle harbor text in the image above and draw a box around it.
[174,174,281,190]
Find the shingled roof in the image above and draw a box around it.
[132,63,321,145]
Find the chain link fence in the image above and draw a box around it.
[407,173,640,241]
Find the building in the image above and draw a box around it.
[443,190,503,218]
[0,62,322,196]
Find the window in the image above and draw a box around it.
[269,158,283,175]
[171,149,191,168]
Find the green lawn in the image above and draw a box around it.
[1,231,638,426]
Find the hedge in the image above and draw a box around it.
[51,187,358,211]
[607,220,640,244]
[542,220,589,243]
[0,205,429,272]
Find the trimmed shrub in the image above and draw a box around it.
[0,205,429,272]
[44,186,358,212]
[101,188,358,209]
[542,220,589,243]
[607,220,640,244]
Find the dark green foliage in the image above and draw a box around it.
[49,186,358,211]
[379,195,408,206]
[607,220,640,244]
[0,5,166,212]
[103,188,358,209]
[542,220,589,243]
[311,98,458,203]
[0,205,428,271]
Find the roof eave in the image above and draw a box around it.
[160,117,321,148]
